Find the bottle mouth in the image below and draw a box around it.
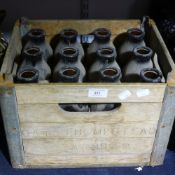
[61,47,78,62]
[60,28,78,42]
[62,47,78,56]
[100,67,121,82]
[127,28,145,41]
[94,28,111,41]
[17,69,39,83]
[59,67,80,82]
[28,28,45,41]
[97,47,115,62]
[24,47,40,56]
[62,68,77,76]
[23,47,42,62]
[140,68,162,83]
[100,48,113,55]
[134,46,153,62]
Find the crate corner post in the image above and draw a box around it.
[0,86,25,168]
[150,83,175,166]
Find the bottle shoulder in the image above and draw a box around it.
[119,40,146,54]
[124,59,153,75]
[25,40,52,50]
[89,60,119,73]
[87,41,115,54]
[55,42,84,56]
[54,60,85,74]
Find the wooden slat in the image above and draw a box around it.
[23,137,154,155]
[18,103,162,123]
[150,86,175,165]
[21,122,158,139]
[149,24,175,79]
[23,137,153,167]
[0,87,24,168]
[0,25,22,74]
[15,83,166,104]
[25,153,150,167]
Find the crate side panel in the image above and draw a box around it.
[18,102,161,167]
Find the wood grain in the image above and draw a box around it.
[0,88,24,168]
[23,137,154,155]
[18,103,162,123]
[24,153,150,167]
[15,83,166,104]
[149,24,175,79]
[151,87,175,165]
[21,122,158,139]
[22,138,153,167]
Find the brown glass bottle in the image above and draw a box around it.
[54,29,84,62]
[87,28,116,67]
[118,28,146,67]
[123,46,153,82]
[18,47,51,81]
[24,28,53,62]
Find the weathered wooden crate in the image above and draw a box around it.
[0,19,175,168]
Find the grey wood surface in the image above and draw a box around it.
[150,86,175,165]
[0,87,24,168]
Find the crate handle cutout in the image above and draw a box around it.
[58,103,122,112]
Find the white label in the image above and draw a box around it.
[136,89,150,97]
[118,90,132,100]
[88,88,108,98]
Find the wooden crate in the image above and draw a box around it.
[0,19,175,168]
